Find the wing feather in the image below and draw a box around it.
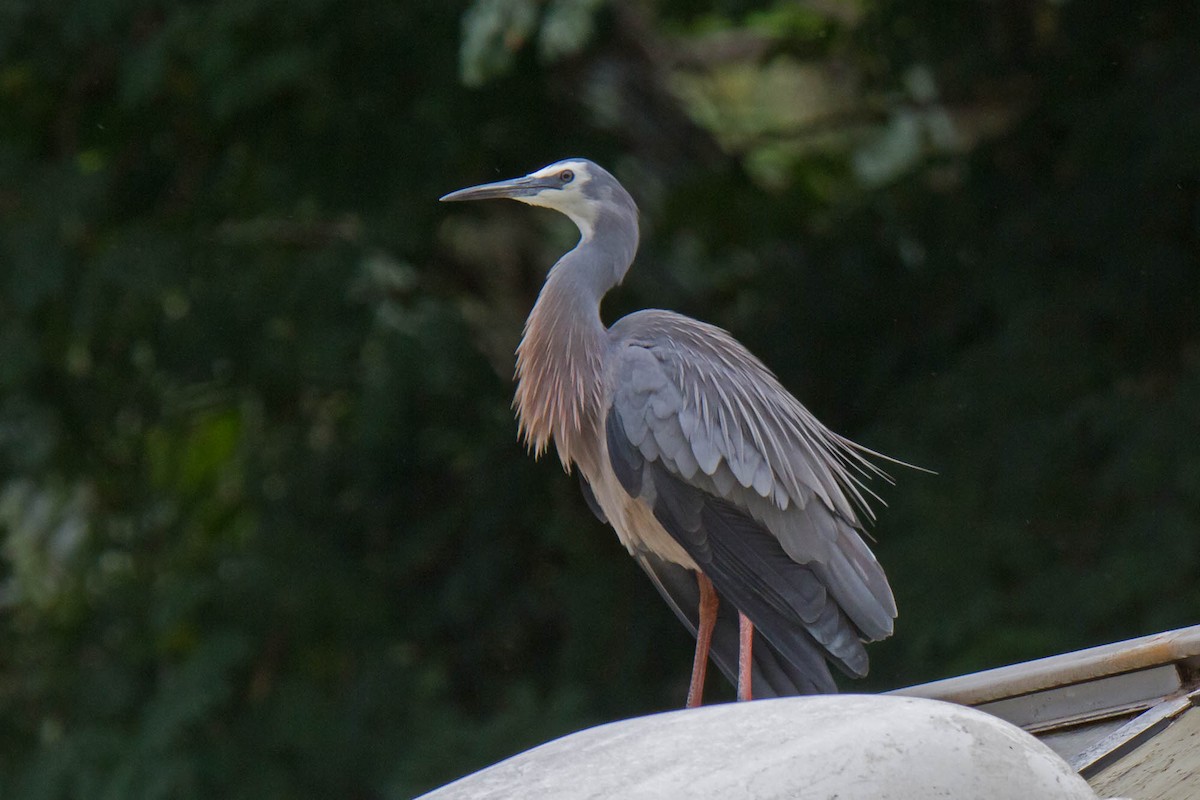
[607,310,898,684]
[633,552,826,697]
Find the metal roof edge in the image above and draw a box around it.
[1071,690,1199,777]
[888,624,1200,707]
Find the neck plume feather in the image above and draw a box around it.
[513,255,612,472]
[513,198,638,471]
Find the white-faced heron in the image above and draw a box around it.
[441,159,901,705]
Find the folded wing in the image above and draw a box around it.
[605,310,897,689]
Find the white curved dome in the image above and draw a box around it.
[419,694,1122,800]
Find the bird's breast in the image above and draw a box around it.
[580,436,700,572]
[513,297,608,470]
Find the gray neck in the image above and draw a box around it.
[547,204,640,307]
[513,206,637,471]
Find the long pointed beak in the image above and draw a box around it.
[439,175,557,203]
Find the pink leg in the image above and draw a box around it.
[737,612,754,702]
[687,573,719,708]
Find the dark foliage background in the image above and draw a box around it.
[1,0,1198,797]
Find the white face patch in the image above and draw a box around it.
[516,160,598,239]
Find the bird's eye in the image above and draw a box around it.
[559,169,574,183]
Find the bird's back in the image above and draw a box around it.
[606,309,886,530]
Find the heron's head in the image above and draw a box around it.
[440,158,637,241]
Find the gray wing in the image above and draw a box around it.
[606,310,897,687]
[581,474,822,696]
[635,550,829,696]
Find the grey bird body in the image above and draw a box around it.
[442,158,898,699]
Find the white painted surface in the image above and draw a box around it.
[417,694,1121,800]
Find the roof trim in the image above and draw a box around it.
[890,624,1200,707]
[1071,690,1198,777]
